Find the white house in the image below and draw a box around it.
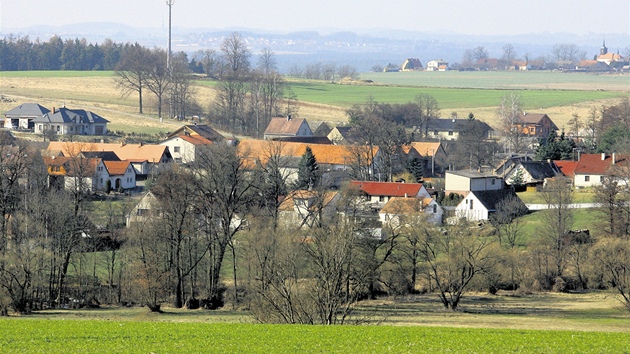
[455,189,524,222]
[160,134,213,163]
[445,170,503,195]
[379,197,443,227]
[573,153,629,188]
[33,107,109,135]
[426,59,449,71]
[349,181,431,210]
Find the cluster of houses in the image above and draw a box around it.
[3,102,625,236]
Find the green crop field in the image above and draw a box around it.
[286,80,626,109]
[1,319,628,353]
[360,70,630,91]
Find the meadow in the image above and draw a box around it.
[1,71,628,132]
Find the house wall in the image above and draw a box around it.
[161,137,196,163]
[574,173,604,188]
[446,172,502,193]
[429,130,459,141]
[455,194,488,221]
[109,167,136,190]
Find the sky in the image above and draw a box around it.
[1,0,629,36]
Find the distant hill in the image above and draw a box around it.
[2,23,627,73]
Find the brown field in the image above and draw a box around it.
[0,75,626,134]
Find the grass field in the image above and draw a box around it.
[1,316,628,353]
[360,70,630,92]
[2,70,628,132]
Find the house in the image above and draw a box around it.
[278,190,341,229]
[573,153,629,188]
[455,188,524,222]
[403,141,448,177]
[425,118,494,141]
[597,41,624,65]
[510,61,530,71]
[379,196,443,226]
[271,136,333,144]
[576,60,610,72]
[33,107,109,135]
[502,160,560,190]
[263,116,312,140]
[126,191,159,226]
[476,58,500,70]
[47,141,172,178]
[44,156,107,192]
[311,121,332,137]
[166,124,225,142]
[160,134,213,163]
[103,160,137,191]
[513,113,558,137]
[445,170,503,195]
[554,160,578,180]
[402,58,423,71]
[238,140,379,186]
[327,126,362,145]
[426,59,448,71]
[348,180,431,210]
[3,103,50,130]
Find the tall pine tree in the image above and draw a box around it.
[296,146,319,189]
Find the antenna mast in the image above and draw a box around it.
[166,0,174,71]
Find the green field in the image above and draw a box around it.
[1,319,628,353]
[360,70,630,91]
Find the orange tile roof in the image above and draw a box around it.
[177,134,213,146]
[47,141,169,163]
[380,197,428,214]
[43,156,100,177]
[264,117,308,136]
[405,142,441,156]
[278,190,339,211]
[104,160,132,176]
[349,181,424,197]
[553,160,578,177]
[238,139,377,166]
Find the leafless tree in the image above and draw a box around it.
[115,43,151,114]
[539,178,574,282]
[144,48,170,120]
[498,91,525,153]
[591,237,630,312]
[502,43,517,65]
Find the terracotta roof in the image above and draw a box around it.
[238,139,376,166]
[517,113,549,124]
[554,160,578,177]
[278,190,339,212]
[264,117,308,136]
[167,124,224,141]
[104,160,132,176]
[43,156,100,177]
[597,53,623,61]
[574,154,629,175]
[349,181,424,197]
[177,134,213,146]
[47,141,169,163]
[380,197,430,214]
[404,142,442,156]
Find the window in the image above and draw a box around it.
[600,176,604,182]
[136,209,149,216]
[448,131,453,136]
[174,146,181,153]
[491,179,495,185]
[434,131,439,135]
[379,196,385,202]
[433,204,437,213]
[469,199,474,210]
[585,176,590,182]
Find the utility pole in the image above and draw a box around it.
[166,0,174,122]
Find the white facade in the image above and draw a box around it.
[455,193,489,221]
[445,171,503,193]
[160,136,197,163]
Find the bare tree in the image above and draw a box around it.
[115,43,151,114]
[498,92,525,153]
[144,48,170,120]
[502,43,517,64]
[539,178,574,281]
[472,46,489,61]
[169,52,197,120]
[591,237,630,312]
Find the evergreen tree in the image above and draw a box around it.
[296,146,319,189]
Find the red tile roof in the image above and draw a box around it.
[264,117,308,136]
[554,160,578,177]
[349,181,424,197]
[177,134,213,146]
[104,161,132,176]
[574,154,629,175]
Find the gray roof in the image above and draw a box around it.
[81,151,121,161]
[426,118,493,133]
[4,103,51,118]
[472,189,524,212]
[34,108,109,124]
[447,170,496,179]
[519,161,558,181]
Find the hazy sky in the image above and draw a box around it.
[1,0,629,35]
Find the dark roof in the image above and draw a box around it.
[34,107,109,124]
[311,121,332,137]
[4,103,51,118]
[519,161,558,181]
[426,118,493,133]
[81,151,121,161]
[166,124,224,141]
[472,189,523,212]
[272,136,332,144]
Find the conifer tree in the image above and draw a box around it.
[296,146,319,189]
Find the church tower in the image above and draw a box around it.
[600,40,608,55]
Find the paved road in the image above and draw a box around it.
[526,203,600,210]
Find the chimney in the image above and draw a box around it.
[52,107,55,114]
[613,152,616,164]
[602,153,606,161]
[287,115,292,121]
